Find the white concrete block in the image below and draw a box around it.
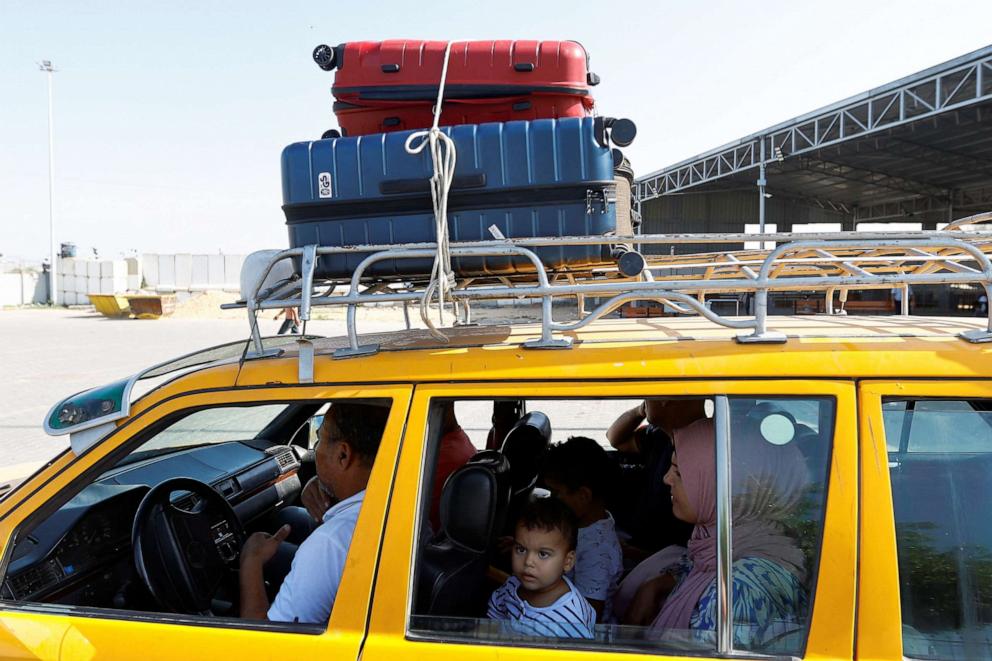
[208,254,225,287]
[77,293,90,306]
[73,275,89,294]
[224,255,243,288]
[74,259,89,276]
[99,278,114,294]
[87,260,101,278]
[125,256,141,276]
[58,257,75,275]
[127,275,142,291]
[87,276,100,294]
[142,254,159,287]
[100,260,127,278]
[191,254,210,287]
[56,273,65,292]
[62,291,76,306]
[175,253,193,290]
[158,255,176,287]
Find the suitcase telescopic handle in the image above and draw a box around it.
[379,173,487,195]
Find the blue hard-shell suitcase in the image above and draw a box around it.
[281,117,619,279]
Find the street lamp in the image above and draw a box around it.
[39,59,57,306]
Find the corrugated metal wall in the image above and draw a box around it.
[640,192,851,255]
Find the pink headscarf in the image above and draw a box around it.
[650,416,808,633]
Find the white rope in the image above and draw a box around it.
[404,41,457,341]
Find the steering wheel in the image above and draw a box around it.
[132,477,245,614]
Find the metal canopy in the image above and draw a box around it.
[636,45,992,221]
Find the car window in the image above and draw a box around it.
[408,396,833,657]
[3,397,397,637]
[883,398,992,659]
[884,399,992,453]
[122,404,289,463]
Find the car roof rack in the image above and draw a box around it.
[223,212,992,364]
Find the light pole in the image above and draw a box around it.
[39,59,57,306]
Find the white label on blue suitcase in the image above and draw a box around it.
[318,172,332,198]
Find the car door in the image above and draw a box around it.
[858,380,992,661]
[0,383,412,661]
[363,380,857,661]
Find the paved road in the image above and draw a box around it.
[0,308,399,477]
[1,307,634,481]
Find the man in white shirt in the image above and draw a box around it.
[239,402,390,624]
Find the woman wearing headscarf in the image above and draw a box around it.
[623,415,810,648]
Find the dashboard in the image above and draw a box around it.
[2,441,301,605]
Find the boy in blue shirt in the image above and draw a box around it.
[488,498,596,639]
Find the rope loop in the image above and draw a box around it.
[403,41,458,341]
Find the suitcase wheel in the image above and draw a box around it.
[609,118,637,148]
[587,72,601,86]
[313,44,337,71]
[512,101,532,112]
[321,129,342,140]
[383,117,401,127]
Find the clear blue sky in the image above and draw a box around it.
[2,0,991,262]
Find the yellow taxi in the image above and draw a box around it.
[2,230,991,661]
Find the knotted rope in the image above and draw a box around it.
[404,41,457,341]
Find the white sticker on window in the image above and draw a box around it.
[317,172,332,198]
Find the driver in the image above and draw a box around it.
[239,402,389,623]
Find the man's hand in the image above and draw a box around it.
[301,476,332,522]
[240,524,291,570]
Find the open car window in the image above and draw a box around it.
[408,396,834,657]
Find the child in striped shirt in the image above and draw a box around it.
[488,498,597,639]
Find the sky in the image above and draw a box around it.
[2,0,992,263]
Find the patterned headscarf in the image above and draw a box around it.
[650,416,808,632]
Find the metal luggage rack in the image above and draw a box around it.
[224,213,992,361]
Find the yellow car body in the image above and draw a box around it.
[1,314,990,660]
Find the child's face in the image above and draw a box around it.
[511,524,576,596]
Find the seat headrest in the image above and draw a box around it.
[439,453,510,553]
[500,411,552,494]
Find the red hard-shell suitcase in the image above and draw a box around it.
[313,40,598,135]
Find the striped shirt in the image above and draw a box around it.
[487,575,596,639]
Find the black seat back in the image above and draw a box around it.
[416,452,511,616]
[500,411,551,530]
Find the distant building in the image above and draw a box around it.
[637,45,992,252]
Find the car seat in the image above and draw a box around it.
[499,411,552,531]
[415,452,511,617]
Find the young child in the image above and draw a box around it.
[487,497,596,639]
[541,436,624,623]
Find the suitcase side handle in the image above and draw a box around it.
[379,173,487,195]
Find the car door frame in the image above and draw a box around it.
[857,379,992,660]
[364,379,857,661]
[0,383,413,661]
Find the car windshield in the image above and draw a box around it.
[119,404,289,465]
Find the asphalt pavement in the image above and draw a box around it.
[0,308,392,478]
[1,307,634,483]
